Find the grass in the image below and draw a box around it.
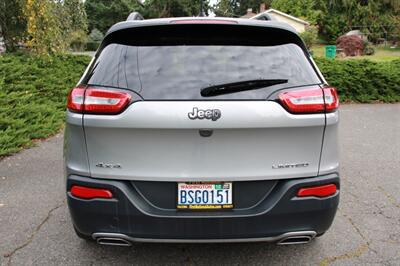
[311,45,400,61]
[0,53,91,156]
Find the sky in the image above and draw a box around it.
[208,0,218,16]
[209,0,218,6]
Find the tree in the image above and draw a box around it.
[318,0,400,43]
[213,0,273,17]
[63,0,88,51]
[269,0,399,44]
[271,0,324,24]
[213,0,238,17]
[143,0,210,18]
[236,0,273,16]
[85,0,144,33]
[64,0,88,32]
[24,0,67,54]
[0,0,26,52]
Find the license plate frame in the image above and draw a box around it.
[177,182,233,210]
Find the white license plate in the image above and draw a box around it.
[177,182,233,210]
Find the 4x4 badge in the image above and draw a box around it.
[188,107,221,121]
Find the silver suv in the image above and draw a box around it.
[65,17,339,246]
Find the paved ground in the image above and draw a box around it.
[0,104,399,266]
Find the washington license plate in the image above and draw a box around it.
[177,182,233,210]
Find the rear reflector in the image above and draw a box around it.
[279,87,339,114]
[170,19,238,24]
[67,87,131,114]
[70,185,113,199]
[297,184,337,198]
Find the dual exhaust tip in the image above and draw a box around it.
[92,231,317,247]
[96,236,132,247]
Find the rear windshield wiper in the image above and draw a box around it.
[200,79,288,97]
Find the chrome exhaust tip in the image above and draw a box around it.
[93,233,132,247]
[277,231,317,245]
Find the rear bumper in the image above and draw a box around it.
[67,173,339,242]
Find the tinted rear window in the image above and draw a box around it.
[86,43,320,100]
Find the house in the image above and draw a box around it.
[345,30,368,41]
[241,4,310,33]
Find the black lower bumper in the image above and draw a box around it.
[67,174,339,241]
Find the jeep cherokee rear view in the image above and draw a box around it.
[64,17,339,245]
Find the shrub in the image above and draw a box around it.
[0,53,91,156]
[363,41,375,56]
[69,30,88,52]
[89,28,104,42]
[336,35,364,56]
[315,58,400,102]
[86,41,100,51]
[300,26,318,49]
[86,28,103,51]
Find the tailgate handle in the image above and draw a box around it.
[199,129,213,137]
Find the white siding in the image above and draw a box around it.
[268,12,307,33]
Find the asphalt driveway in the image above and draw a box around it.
[0,104,399,265]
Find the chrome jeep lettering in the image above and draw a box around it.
[188,107,221,121]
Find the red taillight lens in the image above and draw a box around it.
[297,184,337,198]
[279,87,339,114]
[67,87,131,114]
[84,88,131,114]
[67,87,85,112]
[70,185,113,199]
[323,87,339,112]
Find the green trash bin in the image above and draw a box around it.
[325,45,337,58]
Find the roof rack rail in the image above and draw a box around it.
[126,12,144,21]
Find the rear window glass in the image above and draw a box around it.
[86,43,321,100]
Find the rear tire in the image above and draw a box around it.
[316,232,326,237]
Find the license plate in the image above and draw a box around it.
[177,182,233,210]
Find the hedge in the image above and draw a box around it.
[0,54,90,156]
[0,54,399,156]
[315,58,400,103]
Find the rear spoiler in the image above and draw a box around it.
[100,21,308,54]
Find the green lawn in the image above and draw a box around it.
[311,45,400,61]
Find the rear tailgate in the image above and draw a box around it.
[84,101,324,181]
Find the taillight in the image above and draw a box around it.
[67,87,131,114]
[70,185,113,199]
[323,87,339,112]
[279,87,339,114]
[84,88,131,114]
[67,87,85,112]
[297,184,337,198]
